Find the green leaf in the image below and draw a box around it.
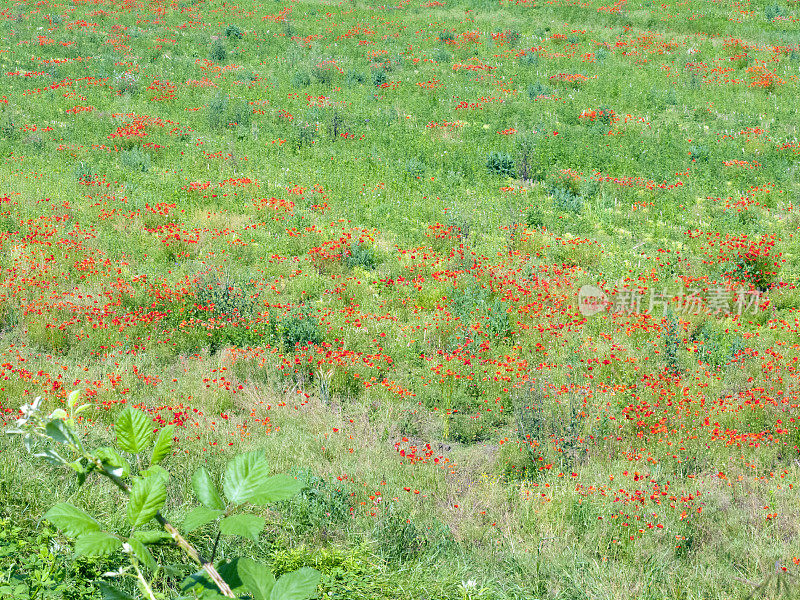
[222,451,271,505]
[192,466,226,510]
[238,558,275,600]
[127,476,167,528]
[44,419,79,446]
[95,447,130,478]
[97,582,136,600]
[150,424,175,466]
[44,503,101,537]
[270,567,321,600]
[182,507,223,532]
[74,532,121,556]
[32,448,66,465]
[132,530,173,545]
[128,537,157,572]
[182,559,245,596]
[219,514,265,542]
[141,464,169,484]
[249,475,304,505]
[115,407,152,454]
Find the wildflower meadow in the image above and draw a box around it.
[0,0,799,597]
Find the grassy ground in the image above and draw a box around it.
[1,0,800,597]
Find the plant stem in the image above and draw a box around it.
[89,456,236,598]
[132,561,157,600]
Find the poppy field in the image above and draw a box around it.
[1,0,800,597]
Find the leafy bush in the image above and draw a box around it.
[120,148,151,173]
[6,396,321,600]
[278,305,323,350]
[447,413,487,444]
[404,157,426,178]
[344,70,366,85]
[486,151,516,177]
[549,186,582,214]
[527,82,550,99]
[371,70,388,87]
[344,242,378,270]
[291,70,311,88]
[225,24,243,39]
[765,4,788,20]
[209,39,226,62]
[497,441,536,482]
[208,92,229,129]
[276,472,353,536]
[525,206,545,229]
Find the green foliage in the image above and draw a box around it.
[344,242,377,270]
[486,151,516,178]
[0,517,112,600]
[291,70,312,88]
[210,39,227,62]
[225,24,244,39]
[120,148,151,173]
[497,441,536,482]
[208,92,229,130]
[6,399,320,600]
[764,3,789,20]
[278,305,323,350]
[276,472,353,536]
[270,545,391,600]
[373,510,425,563]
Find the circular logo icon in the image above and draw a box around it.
[578,285,608,317]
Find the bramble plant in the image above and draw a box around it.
[6,391,321,600]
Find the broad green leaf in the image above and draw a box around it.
[132,530,173,544]
[128,538,157,572]
[150,425,175,466]
[66,390,80,409]
[33,448,66,465]
[44,503,101,537]
[182,507,223,532]
[270,567,321,600]
[238,558,275,600]
[45,419,79,446]
[48,408,68,421]
[97,582,136,600]
[249,475,304,505]
[95,447,130,478]
[141,464,169,484]
[182,559,245,596]
[115,407,152,454]
[74,532,121,556]
[127,475,167,528]
[222,451,271,505]
[192,466,226,510]
[219,514,265,542]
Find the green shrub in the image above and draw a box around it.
[120,148,151,173]
[527,82,549,99]
[225,24,243,39]
[344,242,378,270]
[279,305,323,349]
[765,4,788,20]
[487,151,516,177]
[447,413,487,444]
[209,38,226,61]
[291,70,312,88]
[208,92,228,129]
